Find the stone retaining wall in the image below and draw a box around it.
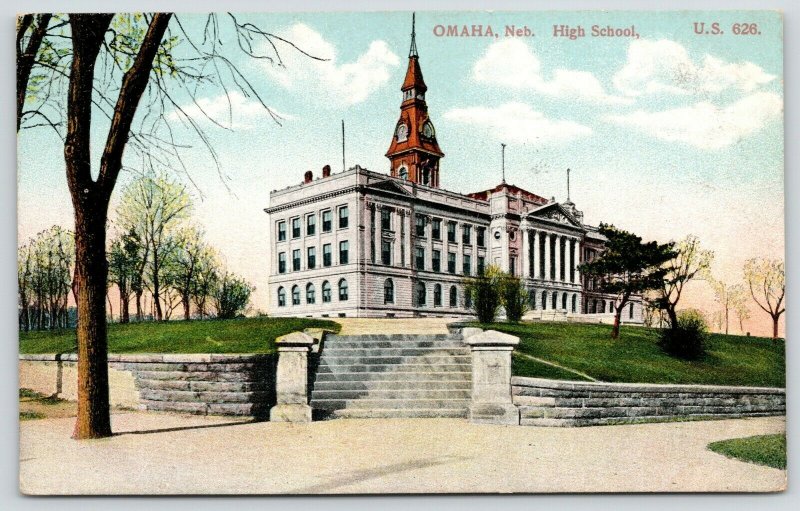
[512,376,786,427]
[19,353,277,419]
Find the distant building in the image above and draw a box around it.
[264,19,641,322]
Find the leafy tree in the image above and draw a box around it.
[655,235,713,329]
[500,273,528,323]
[708,278,747,335]
[107,230,142,324]
[464,265,502,324]
[579,223,677,339]
[167,226,210,320]
[743,258,785,340]
[213,273,254,319]
[192,248,219,320]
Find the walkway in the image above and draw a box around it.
[20,413,785,494]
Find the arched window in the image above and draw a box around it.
[399,166,408,180]
[592,299,598,314]
[600,300,606,313]
[572,294,577,313]
[322,281,331,303]
[629,302,635,319]
[530,290,537,310]
[306,283,315,304]
[541,291,548,310]
[277,287,286,307]
[562,293,568,310]
[465,288,473,309]
[433,284,442,306]
[417,282,426,306]
[384,279,394,304]
[449,286,457,307]
[291,285,300,306]
[552,291,558,310]
[338,279,349,301]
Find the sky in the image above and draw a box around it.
[17,11,784,335]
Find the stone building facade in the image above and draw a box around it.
[264,21,641,322]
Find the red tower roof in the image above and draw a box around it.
[401,56,427,93]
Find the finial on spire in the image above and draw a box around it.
[501,143,507,184]
[567,168,571,201]
[409,12,418,57]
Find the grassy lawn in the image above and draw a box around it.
[477,321,784,388]
[19,317,341,355]
[708,434,786,470]
[19,388,75,421]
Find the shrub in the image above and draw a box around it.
[501,274,528,322]
[465,266,501,324]
[658,309,708,360]
[214,273,254,319]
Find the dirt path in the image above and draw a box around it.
[20,413,785,494]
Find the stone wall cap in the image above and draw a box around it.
[460,327,484,340]
[464,329,520,347]
[276,331,316,347]
[511,376,785,395]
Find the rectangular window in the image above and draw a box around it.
[447,221,457,243]
[291,217,301,238]
[463,254,472,275]
[431,219,442,240]
[322,210,332,232]
[277,221,286,242]
[381,209,392,231]
[278,252,286,274]
[462,225,472,245]
[432,250,441,272]
[510,256,516,277]
[306,214,316,236]
[292,249,301,271]
[381,240,391,265]
[307,247,316,269]
[339,240,349,264]
[338,206,349,229]
[448,252,456,274]
[415,247,425,270]
[477,256,486,275]
[476,227,485,247]
[323,244,332,267]
[415,215,426,237]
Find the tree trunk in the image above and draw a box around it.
[183,292,191,320]
[612,306,622,339]
[71,210,112,439]
[16,14,52,131]
[666,306,678,330]
[135,289,143,321]
[772,315,779,340]
[120,292,130,323]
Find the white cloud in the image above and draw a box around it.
[169,91,294,130]
[605,91,782,150]
[473,39,631,105]
[263,23,400,106]
[444,102,592,145]
[613,39,776,97]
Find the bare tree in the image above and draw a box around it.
[168,227,209,320]
[709,279,746,335]
[656,235,713,329]
[743,258,785,340]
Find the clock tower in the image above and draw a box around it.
[386,14,444,188]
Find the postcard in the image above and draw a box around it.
[17,10,785,494]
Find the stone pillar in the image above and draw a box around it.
[463,328,521,425]
[521,227,530,278]
[554,234,561,282]
[532,230,540,280]
[543,232,551,281]
[270,331,316,422]
[573,239,581,285]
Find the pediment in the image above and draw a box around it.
[527,203,582,228]
[366,179,413,196]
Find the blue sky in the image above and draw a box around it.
[17,11,784,332]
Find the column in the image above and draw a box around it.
[462,328,520,425]
[554,234,561,283]
[270,331,317,422]
[532,230,540,280]
[574,239,581,285]
[543,232,551,281]
[522,228,530,278]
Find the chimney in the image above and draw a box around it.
[304,170,313,184]
[322,164,331,178]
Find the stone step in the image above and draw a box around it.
[325,341,466,349]
[321,348,471,357]
[324,408,469,419]
[318,355,472,365]
[311,389,471,400]
[315,363,472,373]
[311,398,470,410]
[139,388,270,404]
[133,370,263,382]
[314,371,471,382]
[136,379,268,393]
[327,334,452,342]
[140,399,265,417]
[312,380,471,391]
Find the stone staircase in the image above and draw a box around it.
[129,354,275,419]
[310,334,472,419]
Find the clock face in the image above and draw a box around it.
[422,121,435,139]
[494,230,501,240]
[395,123,408,142]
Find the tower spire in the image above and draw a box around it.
[409,12,418,57]
[567,168,571,201]
[501,143,507,184]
